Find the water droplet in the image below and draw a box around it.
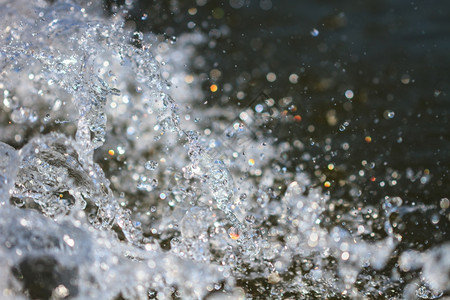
[289,73,299,84]
[266,72,277,82]
[255,104,264,113]
[310,28,319,37]
[344,89,354,99]
[145,160,158,170]
[383,110,395,119]
[43,114,51,123]
[245,215,256,224]
[440,198,449,210]
[268,272,281,284]
[151,178,158,187]
[13,197,25,207]
[431,214,439,224]
[10,107,31,124]
[400,74,411,84]
[228,227,240,240]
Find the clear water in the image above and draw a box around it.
[0,0,448,299]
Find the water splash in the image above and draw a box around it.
[0,0,448,299]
